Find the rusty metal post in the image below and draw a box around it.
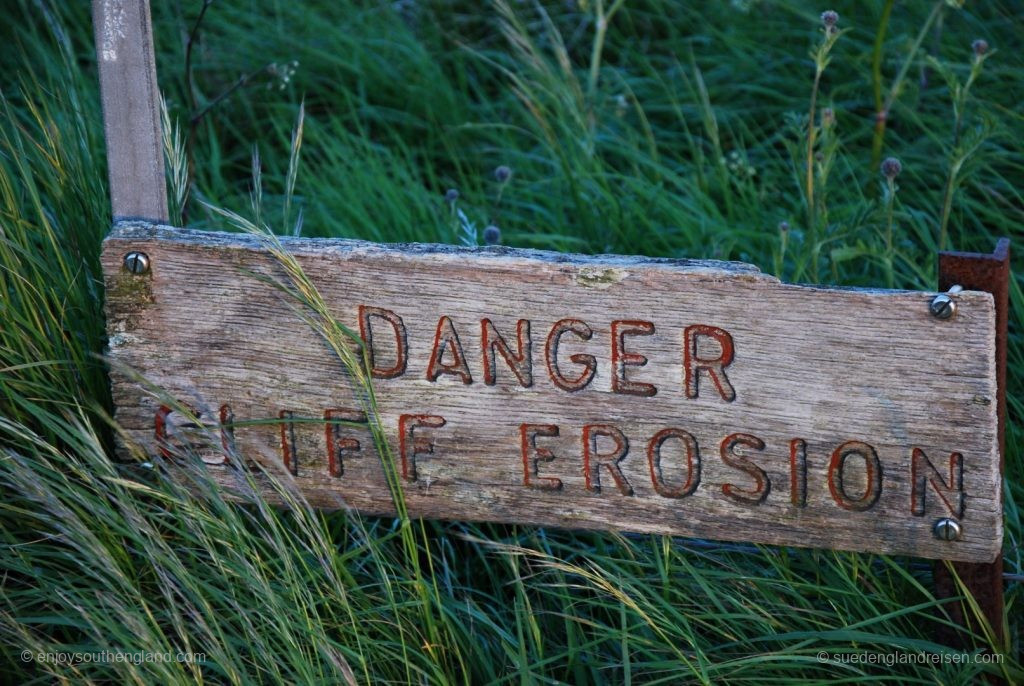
[934,238,1010,651]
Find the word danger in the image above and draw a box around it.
[155,306,967,520]
[358,305,735,398]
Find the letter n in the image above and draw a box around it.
[910,448,964,517]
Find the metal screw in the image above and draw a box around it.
[123,251,150,275]
[929,285,962,320]
[933,517,962,541]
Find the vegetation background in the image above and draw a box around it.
[1,0,1021,682]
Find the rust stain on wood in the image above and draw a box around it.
[101,223,1001,562]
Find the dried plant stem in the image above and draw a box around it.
[586,0,626,108]
[884,179,896,288]
[937,52,988,250]
[937,161,959,252]
[871,0,945,169]
[805,65,823,282]
[871,0,895,115]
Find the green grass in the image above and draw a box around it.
[1,0,1022,682]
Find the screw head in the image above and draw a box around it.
[123,251,150,275]
[933,517,962,541]
[929,293,957,320]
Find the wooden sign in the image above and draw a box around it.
[102,222,1000,562]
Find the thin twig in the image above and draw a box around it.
[182,0,214,224]
[189,64,274,126]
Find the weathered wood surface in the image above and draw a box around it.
[93,0,168,223]
[102,223,1001,562]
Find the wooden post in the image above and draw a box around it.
[934,238,1010,651]
[92,0,169,223]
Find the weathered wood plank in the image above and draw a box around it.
[92,0,168,222]
[102,223,1001,562]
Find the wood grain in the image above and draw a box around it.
[102,223,1001,562]
[92,0,168,223]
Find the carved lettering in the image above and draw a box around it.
[611,320,657,397]
[827,441,882,511]
[279,410,298,475]
[399,414,446,481]
[154,403,207,460]
[426,316,473,384]
[910,448,964,517]
[647,428,700,498]
[211,404,234,465]
[790,438,807,507]
[720,432,769,504]
[482,318,533,387]
[545,318,596,392]
[520,423,562,490]
[154,404,173,459]
[684,325,736,402]
[324,408,367,477]
[358,305,408,379]
[583,424,633,496]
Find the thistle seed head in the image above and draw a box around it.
[483,225,502,245]
[881,156,902,180]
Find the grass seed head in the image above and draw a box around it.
[821,107,835,128]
